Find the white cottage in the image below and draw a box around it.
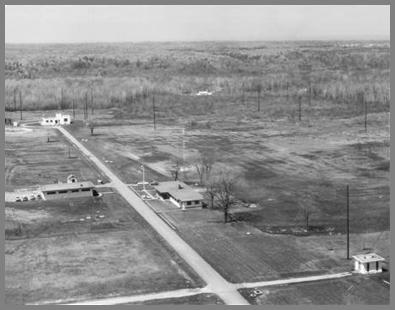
[352,253,385,274]
[41,113,71,126]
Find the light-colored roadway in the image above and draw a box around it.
[56,126,250,305]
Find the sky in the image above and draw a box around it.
[5,5,390,43]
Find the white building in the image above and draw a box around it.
[195,90,213,96]
[352,253,385,274]
[41,113,71,126]
[153,181,204,210]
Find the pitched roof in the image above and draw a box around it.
[40,181,94,192]
[154,181,203,202]
[352,253,385,263]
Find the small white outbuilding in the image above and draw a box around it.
[352,253,385,274]
[41,113,71,126]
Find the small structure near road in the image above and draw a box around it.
[40,181,99,200]
[41,113,71,126]
[195,90,213,96]
[153,181,204,210]
[352,253,385,274]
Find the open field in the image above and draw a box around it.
[66,109,389,234]
[239,273,390,305]
[5,124,109,192]
[147,202,390,283]
[5,126,203,304]
[5,40,390,305]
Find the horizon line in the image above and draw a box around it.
[5,37,391,45]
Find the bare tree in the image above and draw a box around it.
[88,121,95,136]
[297,191,316,231]
[192,150,216,185]
[211,167,239,223]
[170,157,183,181]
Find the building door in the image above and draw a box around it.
[366,262,370,272]
[376,261,379,271]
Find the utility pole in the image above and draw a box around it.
[72,97,75,119]
[85,92,89,120]
[298,95,302,122]
[257,88,261,112]
[346,184,350,260]
[242,83,245,106]
[13,87,17,112]
[152,95,156,130]
[364,96,367,133]
[60,88,64,110]
[141,165,146,191]
[19,90,23,120]
[90,87,94,115]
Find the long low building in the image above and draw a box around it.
[41,113,71,126]
[40,181,99,200]
[153,181,204,210]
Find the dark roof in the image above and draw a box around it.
[40,181,94,192]
[154,181,203,202]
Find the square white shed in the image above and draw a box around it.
[352,253,385,274]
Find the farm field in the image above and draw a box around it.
[67,109,390,234]
[4,126,203,304]
[239,273,390,305]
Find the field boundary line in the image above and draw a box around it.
[235,272,353,289]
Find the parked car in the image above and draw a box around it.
[22,196,28,202]
[30,194,36,200]
[36,194,42,200]
[15,196,22,202]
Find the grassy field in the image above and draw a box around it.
[239,273,390,305]
[65,109,389,234]
[5,124,109,191]
[133,199,390,283]
[5,126,203,304]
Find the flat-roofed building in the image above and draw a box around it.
[41,113,71,126]
[352,253,385,274]
[153,181,204,210]
[40,181,99,200]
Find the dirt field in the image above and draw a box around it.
[239,273,390,305]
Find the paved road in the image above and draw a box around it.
[235,272,352,289]
[34,287,209,306]
[57,126,250,305]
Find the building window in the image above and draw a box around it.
[376,261,379,270]
[46,191,56,195]
[46,120,49,123]
[71,189,80,193]
[64,118,68,122]
[195,200,200,204]
[187,201,192,205]
[58,190,68,194]
[81,188,91,192]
